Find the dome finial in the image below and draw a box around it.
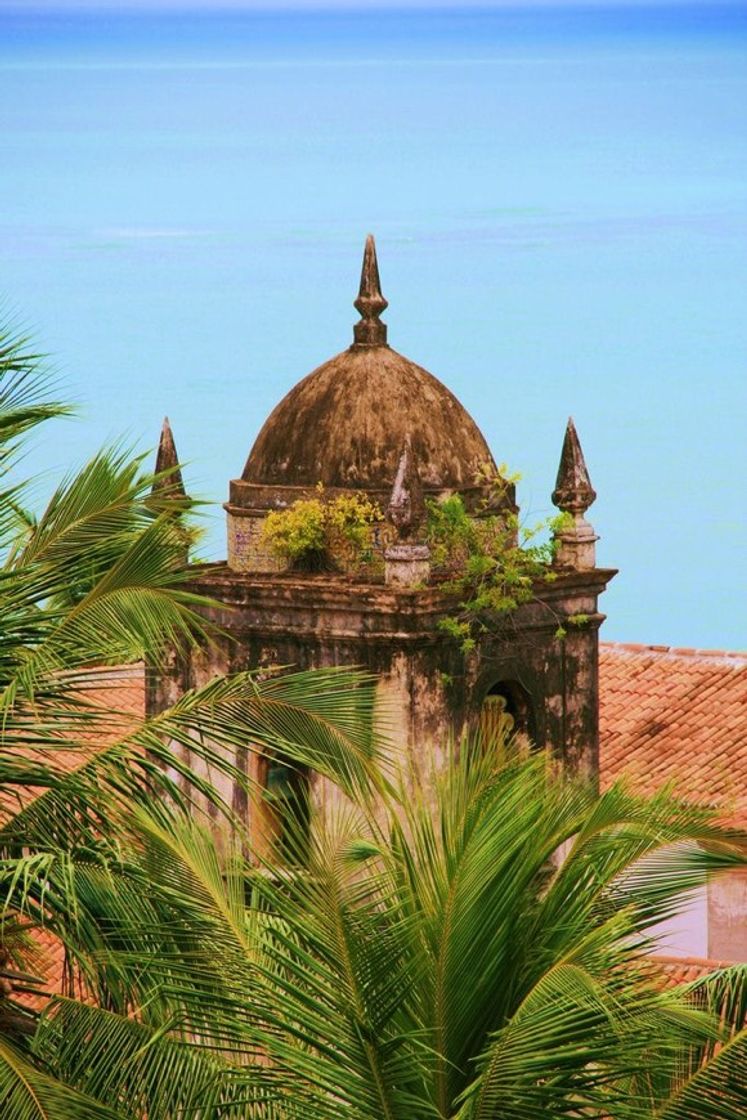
[353,234,388,347]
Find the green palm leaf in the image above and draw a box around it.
[0,1038,118,1120]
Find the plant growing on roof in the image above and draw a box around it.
[426,467,572,653]
[261,486,385,572]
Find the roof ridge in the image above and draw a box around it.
[652,954,733,970]
[600,641,747,663]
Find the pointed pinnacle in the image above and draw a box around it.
[552,417,596,516]
[152,416,186,498]
[388,435,426,540]
[353,234,388,347]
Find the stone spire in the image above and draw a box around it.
[152,417,190,563]
[387,435,426,541]
[353,234,388,347]
[551,417,598,570]
[152,416,186,500]
[384,436,430,588]
[552,417,596,515]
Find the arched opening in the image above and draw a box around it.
[260,754,311,865]
[479,679,536,751]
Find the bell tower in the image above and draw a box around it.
[150,238,615,806]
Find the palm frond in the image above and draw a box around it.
[0,1037,118,1120]
[650,964,747,1120]
[35,998,284,1120]
[0,322,68,458]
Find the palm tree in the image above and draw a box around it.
[22,727,746,1119]
[0,321,380,1118]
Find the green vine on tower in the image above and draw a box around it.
[427,466,576,653]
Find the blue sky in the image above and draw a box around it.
[3,1,743,9]
[2,0,745,647]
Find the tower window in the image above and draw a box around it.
[262,754,310,865]
[480,680,535,749]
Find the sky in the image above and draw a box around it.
[3,0,743,9]
[1,1,745,648]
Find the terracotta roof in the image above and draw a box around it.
[5,666,145,1008]
[650,955,732,987]
[600,642,747,826]
[0,664,146,825]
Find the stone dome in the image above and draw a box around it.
[242,343,495,494]
[232,236,498,512]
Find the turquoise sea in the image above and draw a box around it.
[1,4,745,647]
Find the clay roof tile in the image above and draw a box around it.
[600,643,747,826]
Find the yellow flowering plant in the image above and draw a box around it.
[261,487,384,572]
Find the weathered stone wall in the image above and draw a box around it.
[147,563,613,835]
[226,509,287,574]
